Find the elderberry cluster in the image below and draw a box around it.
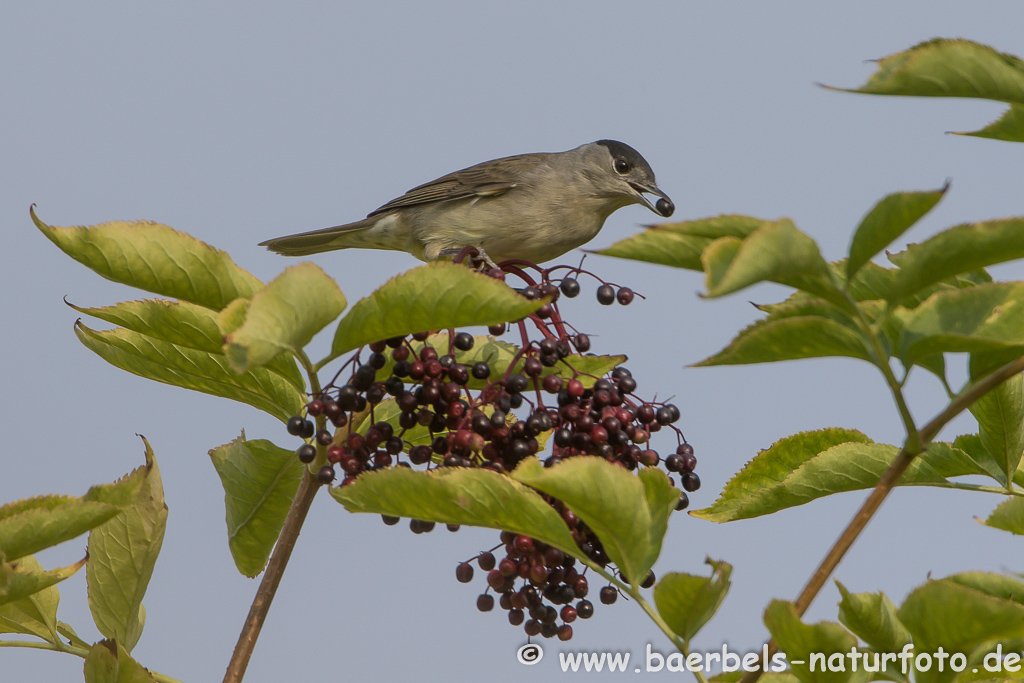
[283,260,699,641]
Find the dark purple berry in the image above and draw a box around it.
[675,492,689,511]
[476,594,495,612]
[616,287,634,305]
[681,472,701,492]
[560,278,581,298]
[641,571,656,589]
[472,362,491,380]
[477,552,496,571]
[505,374,529,394]
[456,562,474,583]
[296,444,316,463]
[287,415,306,436]
[599,586,618,604]
[596,284,615,305]
[576,600,594,619]
[316,465,335,484]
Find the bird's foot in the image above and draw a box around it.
[441,246,500,271]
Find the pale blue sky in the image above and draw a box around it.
[3,3,1023,681]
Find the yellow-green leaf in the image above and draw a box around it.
[33,208,261,311]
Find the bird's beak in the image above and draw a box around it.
[628,182,675,217]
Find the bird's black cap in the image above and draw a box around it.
[595,139,656,177]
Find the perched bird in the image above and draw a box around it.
[260,140,674,266]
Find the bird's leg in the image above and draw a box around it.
[440,246,499,271]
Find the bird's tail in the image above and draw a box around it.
[258,216,379,257]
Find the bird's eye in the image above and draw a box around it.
[614,159,630,174]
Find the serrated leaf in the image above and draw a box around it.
[955,103,1024,143]
[654,558,732,643]
[692,431,984,522]
[693,315,870,367]
[594,215,771,270]
[83,639,158,683]
[331,464,585,564]
[702,236,743,292]
[763,600,865,683]
[888,219,1024,304]
[953,433,1012,487]
[833,38,1024,104]
[87,438,166,653]
[898,578,1024,683]
[0,556,60,642]
[0,556,87,607]
[209,433,303,578]
[513,457,678,586]
[702,220,847,312]
[946,572,1024,607]
[835,581,912,655]
[75,322,304,422]
[322,262,546,367]
[898,283,1024,365]
[70,298,305,391]
[968,353,1024,487]
[32,208,261,311]
[981,496,1024,535]
[0,472,142,562]
[847,186,948,282]
[224,263,347,373]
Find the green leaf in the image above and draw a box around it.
[958,433,1010,483]
[87,438,167,653]
[75,322,305,422]
[846,186,948,282]
[331,463,584,564]
[888,219,1024,304]
[653,558,732,643]
[209,433,303,578]
[832,38,1024,103]
[693,314,870,366]
[512,457,678,586]
[0,472,142,562]
[701,220,837,301]
[0,555,87,607]
[982,496,1024,535]
[70,298,304,391]
[593,215,771,270]
[83,639,158,683]
[692,432,984,522]
[968,353,1024,486]
[835,581,912,655]
[32,208,261,311]
[0,556,60,643]
[956,103,1024,143]
[898,577,1024,683]
[224,263,347,373]
[763,600,865,683]
[898,283,1024,365]
[946,571,1024,607]
[323,262,545,367]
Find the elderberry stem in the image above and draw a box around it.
[223,468,320,683]
[223,351,324,683]
[737,353,1024,683]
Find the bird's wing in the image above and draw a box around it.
[367,152,549,217]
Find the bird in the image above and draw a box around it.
[259,140,674,267]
